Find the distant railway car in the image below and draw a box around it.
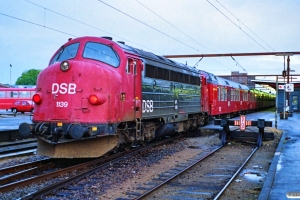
[19,36,275,158]
[0,88,35,111]
[200,71,250,118]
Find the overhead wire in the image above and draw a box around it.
[24,0,163,54]
[214,0,283,65]
[206,0,269,52]
[133,0,231,70]
[97,0,200,52]
[215,0,275,51]
[134,0,254,72]
[3,1,249,72]
[21,0,233,71]
[206,0,275,72]
[98,0,234,71]
[231,56,246,72]
[0,12,77,37]
[134,0,213,52]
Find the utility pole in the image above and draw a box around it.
[9,64,12,87]
[287,56,290,111]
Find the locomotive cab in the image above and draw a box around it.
[19,37,135,157]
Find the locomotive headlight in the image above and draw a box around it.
[89,95,99,105]
[60,61,70,72]
[32,93,42,104]
[89,94,106,105]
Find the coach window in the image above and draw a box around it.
[232,89,237,101]
[83,42,120,67]
[220,87,224,101]
[223,88,227,101]
[232,89,235,101]
[218,86,222,101]
[236,90,240,101]
[243,91,248,101]
[227,89,231,101]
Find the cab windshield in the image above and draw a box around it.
[83,42,120,67]
[49,42,80,65]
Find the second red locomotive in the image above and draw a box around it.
[19,36,275,158]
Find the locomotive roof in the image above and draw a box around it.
[201,70,249,90]
[118,41,249,90]
[117,42,199,74]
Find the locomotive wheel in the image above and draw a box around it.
[140,141,147,146]
[123,144,131,151]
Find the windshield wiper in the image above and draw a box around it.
[55,46,65,62]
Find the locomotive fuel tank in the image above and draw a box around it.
[155,123,179,138]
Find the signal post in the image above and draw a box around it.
[214,115,273,147]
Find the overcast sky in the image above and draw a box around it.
[1,0,300,85]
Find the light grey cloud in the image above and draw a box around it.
[0,0,299,85]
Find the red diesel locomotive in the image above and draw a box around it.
[19,36,275,158]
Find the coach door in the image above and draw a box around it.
[292,95,299,111]
[134,59,143,119]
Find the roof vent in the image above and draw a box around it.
[117,41,125,44]
[102,36,113,40]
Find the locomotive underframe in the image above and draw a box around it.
[117,113,208,147]
[19,112,208,158]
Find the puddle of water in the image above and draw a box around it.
[276,154,284,172]
[241,169,266,182]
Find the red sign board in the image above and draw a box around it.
[240,115,246,131]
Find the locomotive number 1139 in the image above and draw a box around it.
[56,101,68,107]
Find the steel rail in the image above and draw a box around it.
[0,140,37,159]
[0,163,55,186]
[0,158,51,175]
[213,146,259,200]
[18,136,183,199]
[134,145,224,200]
[0,139,37,148]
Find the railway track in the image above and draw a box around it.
[0,136,184,199]
[0,129,34,143]
[0,132,262,199]
[0,138,37,159]
[116,144,258,199]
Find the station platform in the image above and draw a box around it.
[0,109,32,131]
[259,111,300,200]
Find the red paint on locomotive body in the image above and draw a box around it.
[33,37,139,124]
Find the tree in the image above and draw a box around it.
[16,69,42,85]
